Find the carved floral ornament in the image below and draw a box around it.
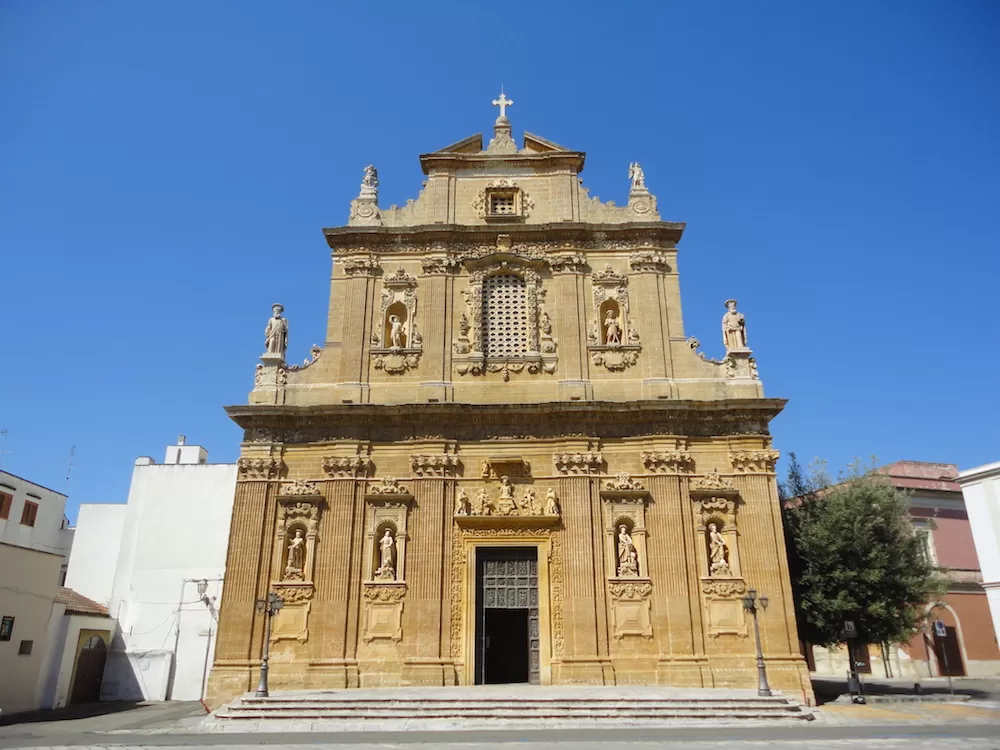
[410,454,461,477]
[322,455,373,477]
[628,251,671,273]
[341,256,381,277]
[609,580,653,601]
[273,583,314,604]
[642,450,694,474]
[605,472,646,492]
[701,578,747,598]
[729,449,780,473]
[279,479,322,497]
[690,469,737,493]
[367,476,411,496]
[553,451,604,475]
[237,456,282,479]
[362,583,407,603]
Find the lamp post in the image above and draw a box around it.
[254,591,284,697]
[742,588,772,697]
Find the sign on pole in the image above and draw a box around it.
[934,620,947,638]
[843,620,857,639]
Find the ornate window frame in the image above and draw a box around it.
[370,267,422,374]
[588,265,641,371]
[472,179,534,222]
[454,256,557,378]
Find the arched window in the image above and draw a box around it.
[482,274,528,358]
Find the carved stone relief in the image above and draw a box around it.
[553,451,604,475]
[454,477,561,526]
[588,265,641,371]
[410,454,461,477]
[371,267,422,375]
[322,454,374,478]
[454,258,557,377]
[641,450,694,474]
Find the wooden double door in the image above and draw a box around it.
[475,547,540,685]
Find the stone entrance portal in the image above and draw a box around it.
[476,547,539,685]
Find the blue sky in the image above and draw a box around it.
[1,1,997,522]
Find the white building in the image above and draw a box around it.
[64,437,237,702]
[958,460,1000,654]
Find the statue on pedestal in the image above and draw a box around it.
[628,162,646,191]
[497,476,517,515]
[708,523,732,577]
[605,310,621,346]
[264,304,288,359]
[617,525,638,577]
[545,488,560,516]
[455,488,471,516]
[722,299,748,351]
[375,529,396,580]
[284,529,305,579]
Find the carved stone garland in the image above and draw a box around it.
[454,259,557,378]
[271,480,324,643]
[237,456,282,480]
[371,267,422,374]
[588,265,641,371]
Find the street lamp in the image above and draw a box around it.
[254,591,284,697]
[742,588,772,697]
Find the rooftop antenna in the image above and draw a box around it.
[0,429,8,471]
[65,445,76,494]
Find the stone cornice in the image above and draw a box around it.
[323,222,685,253]
[226,399,786,444]
[418,150,586,176]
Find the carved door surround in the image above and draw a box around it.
[600,473,654,640]
[690,470,748,639]
[451,528,561,687]
[453,253,557,378]
[361,478,413,643]
[588,264,641,371]
[271,480,325,643]
[371,266,422,374]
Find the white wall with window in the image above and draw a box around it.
[958,461,1000,651]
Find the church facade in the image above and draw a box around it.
[206,98,813,706]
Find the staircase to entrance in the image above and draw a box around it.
[207,685,815,731]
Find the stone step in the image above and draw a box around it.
[208,687,815,730]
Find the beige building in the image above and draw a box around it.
[207,99,812,706]
[0,542,62,715]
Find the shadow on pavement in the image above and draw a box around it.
[812,676,998,705]
[0,701,145,727]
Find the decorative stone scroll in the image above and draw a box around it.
[341,255,381,277]
[371,267,422,375]
[604,472,646,493]
[410,454,461,477]
[690,469,738,493]
[454,257,557,378]
[237,456,282,480]
[366,477,412,496]
[421,256,461,275]
[588,265,641,371]
[553,451,604,475]
[729,449,780,473]
[287,344,323,372]
[608,579,654,640]
[642,450,694,474]
[549,253,588,274]
[629,251,671,273]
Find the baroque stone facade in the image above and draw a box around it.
[207,99,812,706]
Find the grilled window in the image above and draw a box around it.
[482,274,528,358]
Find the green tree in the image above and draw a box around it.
[781,458,946,648]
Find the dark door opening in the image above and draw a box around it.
[484,609,529,684]
[70,635,107,704]
[475,547,539,685]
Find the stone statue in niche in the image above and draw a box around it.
[476,488,493,516]
[521,487,538,515]
[617,525,639,577]
[264,304,288,359]
[722,299,748,351]
[708,523,733,577]
[389,315,404,348]
[284,529,305,579]
[628,162,646,190]
[545,488,560,516]
[375,529,396,580]
[497,476,517,516]
[605,310,622,346]
[455,488,471,516]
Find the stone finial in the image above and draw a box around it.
[349,164,382,226]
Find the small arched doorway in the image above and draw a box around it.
[70,635,107,704]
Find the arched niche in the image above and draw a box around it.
[372,520,399,580]
[384,301,408,349]
[600,299,623,346]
